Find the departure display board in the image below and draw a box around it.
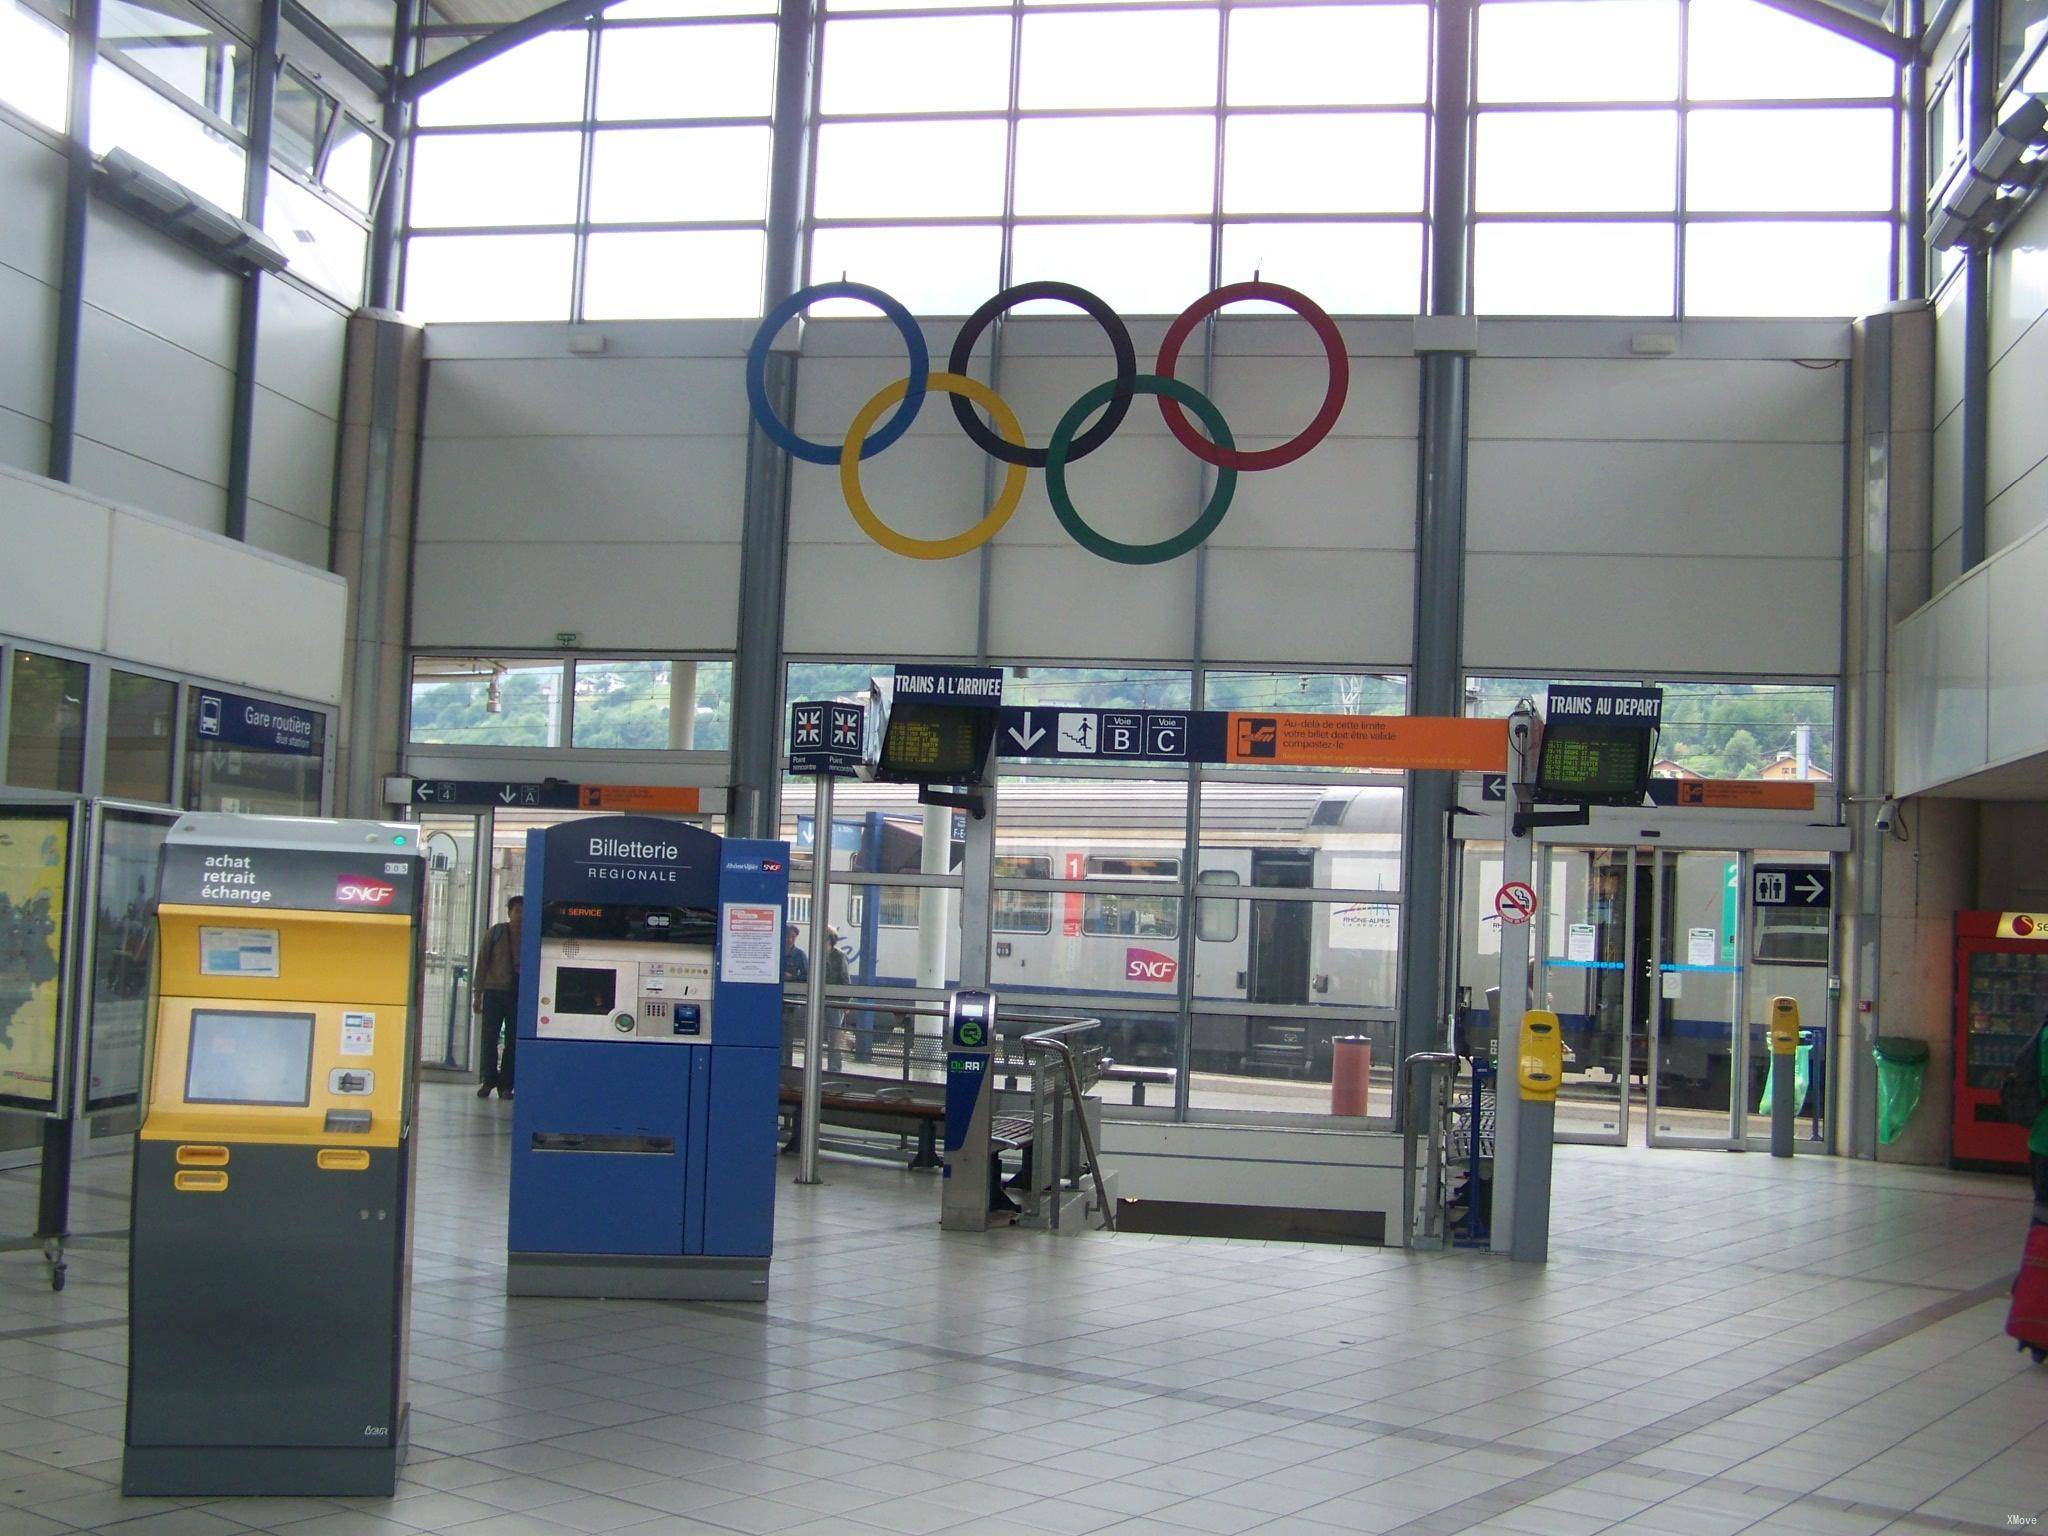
[877,702,988,782]
[1536,723,1654,804]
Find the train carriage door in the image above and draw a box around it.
[1191,850,1251,999]
[1246,850,1314,1075]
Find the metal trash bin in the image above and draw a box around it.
[1331,1035,1372,1116]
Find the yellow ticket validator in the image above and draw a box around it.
[1768,996,1800,1055]
[1518,1010,1562,1103]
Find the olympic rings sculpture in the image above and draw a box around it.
[743,278,1350,567]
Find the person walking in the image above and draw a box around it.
[822,925,850,1071]
[474,896,522,1100]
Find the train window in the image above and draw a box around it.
[1197,869,1240,942]
[876,886,921,926]
[1087,856,1179,880]
[1082,893,1180,939]
[994,855,1052,934]
[1754,905,1828,965]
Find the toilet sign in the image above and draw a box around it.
[1495,881,1538,926]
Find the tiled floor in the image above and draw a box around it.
[2,1084,2045,1536]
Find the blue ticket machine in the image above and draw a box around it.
[506,817,787,1300]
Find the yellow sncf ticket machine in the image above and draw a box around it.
[124,814,425,1498]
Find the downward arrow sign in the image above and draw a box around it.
[1008,711,1046,751]
[1798,874,1825,904]
[499,786,518,804]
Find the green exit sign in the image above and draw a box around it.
[555,631,580,648]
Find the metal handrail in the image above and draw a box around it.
[1018,1020,1116,1233]
[1401,1052,1459,1251]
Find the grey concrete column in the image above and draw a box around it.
[332,311,426,817]
[45,0,99,483]
[1396,0,1474,1111]
[728,0,817,840]
[1841,305,1934,1159]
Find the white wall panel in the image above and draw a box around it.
[74,305,233,489]
[985,547,1196,662]
[1467,553,1839,675]
[254,278,347,415]
[0,407,45,474]
[246,499,332,569]
[1211,437,1415,552]
[785,542,980,657]
[1932,410,1962,564]
[0,263,56,429]
[0,119,65,284]
[426,356,749,439]
[1934,280,1965,425]
[249,387,336,527]
[68,439,224,533]
[410,539,741,651]
[1472,359,1839,442]
[1932,528,1961,592]
[1892,568,1988,795]
[1469,441,1841,558]
[1202,550,1413,666]
[1991,189,2048,366]
[0,462,346,703]
[1987,536,2048,767]
[82,207,238,368]
[785,436,990,547]
[417,434,746,543]
[105,512,346,702]
[0,470,113,653]
[1988,299,2048,504]
[1990,459,2048,561]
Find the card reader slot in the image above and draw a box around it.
[172,1169,229,1192]
[530,1132,676,1155]
[316,1148,371,1171]
[175,1145,230,1167]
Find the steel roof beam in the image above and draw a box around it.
[396,0,618,102]
[1753,0,1914,63]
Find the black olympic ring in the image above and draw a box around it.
[945,281,1137,469]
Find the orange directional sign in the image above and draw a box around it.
[577,784,702,813]
[1658,779,1815,811]
[1224,713,1509,772]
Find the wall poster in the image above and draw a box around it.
[0,807,75,1112]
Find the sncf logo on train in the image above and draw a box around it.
[1126,948,1179,984]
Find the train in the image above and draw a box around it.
[791,779,1403,1081]
[789,779,1831,1099]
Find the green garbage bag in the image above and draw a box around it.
[1874,1036,1930,1146]
[1757,1043,1811,1117]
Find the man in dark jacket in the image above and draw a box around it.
[474,896,522,1099]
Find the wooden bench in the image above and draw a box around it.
[778,1084,944,1170]
[1102,1062,1176,1107]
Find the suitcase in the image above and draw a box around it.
[2009,1217,2048,1364]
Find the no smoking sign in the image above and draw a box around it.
[1494,880,1538,926]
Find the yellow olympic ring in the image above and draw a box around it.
[840,373,1028,561]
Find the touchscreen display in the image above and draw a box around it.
[184,1010,316,1106]
[554,965,617,1016]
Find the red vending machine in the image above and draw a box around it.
[1953,911,2048,1169]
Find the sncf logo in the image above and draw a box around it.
[336,878,396,906]
[762,859,783,873]
[1125,947,1178,984]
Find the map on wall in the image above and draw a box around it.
[0,812,70,1111]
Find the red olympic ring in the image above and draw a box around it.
[1153,281,1349,472]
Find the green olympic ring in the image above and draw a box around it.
[1044,374,1239,566]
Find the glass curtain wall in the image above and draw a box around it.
[403,2,781,321]
[396,0,1905,322]
[784,660,1412,1122]
[1471,0,1900,317]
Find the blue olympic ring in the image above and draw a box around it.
[745,281,929,465]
